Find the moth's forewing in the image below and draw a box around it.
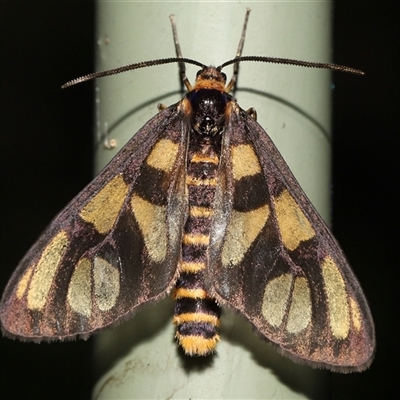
[0,105,188,341]
[207,106,375,371]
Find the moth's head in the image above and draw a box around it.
[193,66,228,92]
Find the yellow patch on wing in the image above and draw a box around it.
[262,273,292,327]
[80,174,128,235]
[146,138,179,172]
[221,204,270,267]
[321,256,350,339]
[176,333,220,356]
[67,258,92,317]
[231,144,261,180]
[27,231,69,310]
[286,277,311,333]
[274,189,315,251]
[131,193,167,263]
[350,297,362,332]
[93,257,120,311]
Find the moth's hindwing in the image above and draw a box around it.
[207,106,375,371]
[0,105,188,340]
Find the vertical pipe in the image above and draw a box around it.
[93,1,331,398]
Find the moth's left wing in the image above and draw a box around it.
[1,105,189,341]
[207,106,375,371]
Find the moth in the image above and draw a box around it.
[1,10,375,372]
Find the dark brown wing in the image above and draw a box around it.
[0,104,188,341]
[207,104,375,371]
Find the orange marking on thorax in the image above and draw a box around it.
[193,77,227,92]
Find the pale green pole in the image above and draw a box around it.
[92,1,331,398]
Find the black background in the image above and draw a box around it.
[0,2,397,399]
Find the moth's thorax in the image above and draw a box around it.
[185,88,231,136]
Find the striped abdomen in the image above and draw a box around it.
[173,137,221,356]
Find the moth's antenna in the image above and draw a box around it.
[169,15,193,91]
[61,57,206,89]
[62,8,363,91]
[219,56,364,76]
[226,8,251,92]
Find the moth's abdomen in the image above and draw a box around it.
[173,271,220,356]
[173,133,221,356]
